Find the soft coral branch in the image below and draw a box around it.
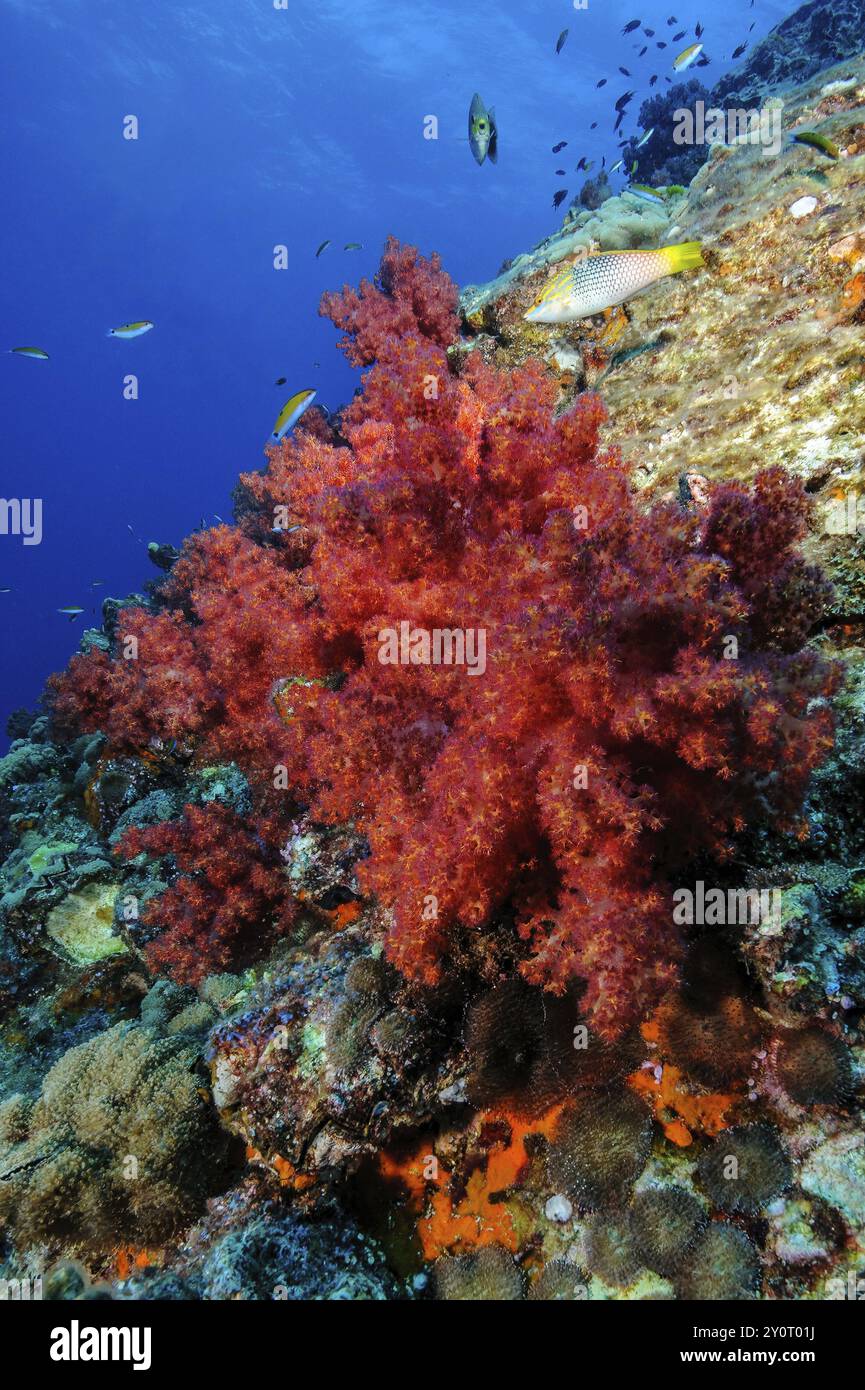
[118,804,294,983]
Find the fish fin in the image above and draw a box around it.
[659,241,704,273]
[488,110,498,163]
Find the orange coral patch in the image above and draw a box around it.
[378,1143,431,1208]
[841,273,865,318]
[380,1106,563,1261]
[115,1246,160,1280]
[629,1063,736,1145]
[418,1168,518,1259]
[272,1153,315,1190]
[330,900,361,928]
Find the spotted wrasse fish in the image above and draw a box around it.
[524,243,704,324]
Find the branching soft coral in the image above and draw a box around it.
[48,239,838,1034]
[319,235,460,366]
[118,803,294,984]
[48,608,217,750]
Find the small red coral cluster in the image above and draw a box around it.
[48,236,838,1032]
[119,803,293,984]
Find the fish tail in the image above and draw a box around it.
[658,241,704,275]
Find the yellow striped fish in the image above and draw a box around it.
[108,321,154,339]
[523,244,704,324]
[673,42,703,72]
[271,388,317,442]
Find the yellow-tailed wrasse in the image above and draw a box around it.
[107,321,154,339]
[271,389,317,442]
[524,243,704,324]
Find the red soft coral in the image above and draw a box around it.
[48,608,217,750]
[118,803,293,984]
[49,240,839,1035]
[319,235,460,366]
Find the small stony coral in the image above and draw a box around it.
[697,1123,792,1216]
[527,1258,588,1300]
[433,1244,524,1300]
[584,1209,644,1288]
[775,1027,854,1106]
[656,990,764,1090]
[675,1222,761,1300]
[547,1090,654,1210]
[464,978,640,1118]
[629,1184,707,1277]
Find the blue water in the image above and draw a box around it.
[0,0,791,739]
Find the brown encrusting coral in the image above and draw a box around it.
[675,1223,762,1301]
[547,1090,654,1210]
[656,991,765,1089]
[697,1123,793,1215]
[584,1209,644,1288]
[775,1026,854,1105]
[629,1184,708,1277]
[0,1011,231,1254]
[433,1243,525,1300]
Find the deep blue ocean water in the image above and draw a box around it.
[0,0,791,742]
